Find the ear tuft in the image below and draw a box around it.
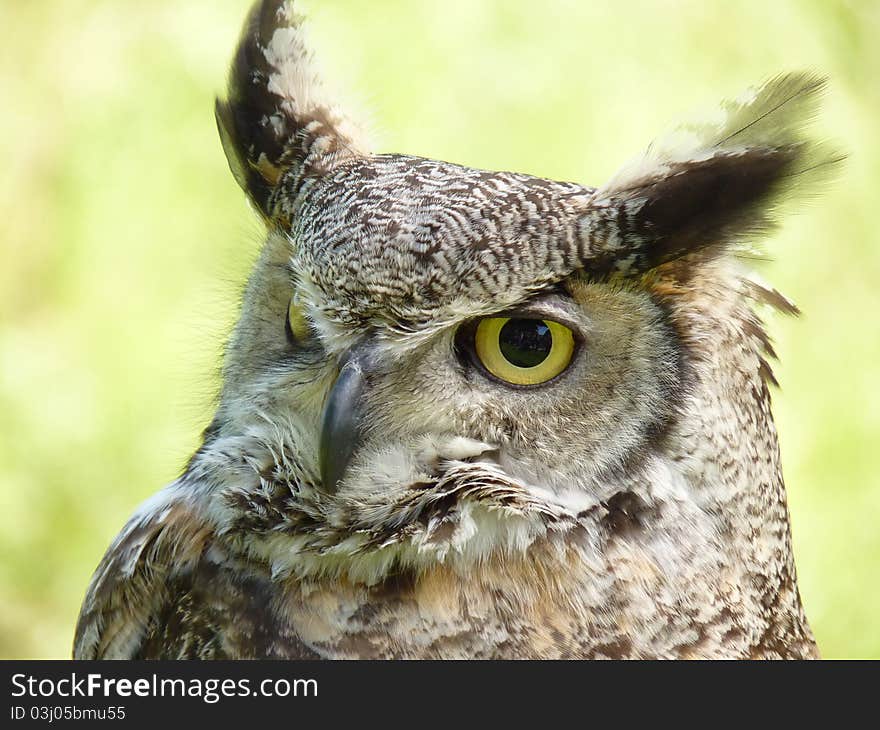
[578,72,844,275]
[215,0,369,221]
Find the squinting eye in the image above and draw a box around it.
[286,297,311,343]
[473,317,575,386]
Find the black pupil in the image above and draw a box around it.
[498,319,552,368]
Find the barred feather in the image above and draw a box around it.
[579,72,844,275]
[215,0,369,219]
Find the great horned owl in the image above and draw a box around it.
[73,0,841,659]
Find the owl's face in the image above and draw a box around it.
[219,153,683,521]
[205,0,837,581]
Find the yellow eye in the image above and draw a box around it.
[287,297,311,342]
[473,317,575,386]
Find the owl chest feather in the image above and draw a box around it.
[268,488,814,659]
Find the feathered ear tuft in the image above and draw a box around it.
[215,0,369,221]
[578,72,844,275]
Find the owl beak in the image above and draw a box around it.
[319,356,366,493]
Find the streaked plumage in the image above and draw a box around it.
[74,0,840,659]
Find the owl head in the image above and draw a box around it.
[205,0,839,582]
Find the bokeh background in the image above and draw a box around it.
[1,0,877,659]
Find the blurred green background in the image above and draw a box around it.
[0,0,877,659]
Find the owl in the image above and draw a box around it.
[73,0,841,659]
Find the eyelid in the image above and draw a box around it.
[493,301,584,342]
[287,297,312,342]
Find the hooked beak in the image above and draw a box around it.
[319,355,367,493]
